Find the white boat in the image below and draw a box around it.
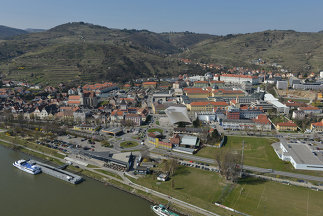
[151,204,179,216]
[13,159,42,175]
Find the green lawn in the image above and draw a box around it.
[134,165,323,216]
[96,169,123,180]
[134,166,235,216]
[197,136,323,177]
[120,141,139,148]
[0,133,65,159]
[223,177,323,216]
[269,115,289,125]
[147,128,163,133]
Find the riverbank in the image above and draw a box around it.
[0,135,222,216]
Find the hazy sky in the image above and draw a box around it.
[1,0,322,35]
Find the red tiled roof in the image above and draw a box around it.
[253,114,270,124]
[68,95,81,100]
[191,101,228,106]
[67,101,81,104]
[311,120,323,127]
[142,82,157,85]
[299,106,320,111]
[277,121,297,127]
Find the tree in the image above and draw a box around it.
[214,149,241,182]
[161,159,178,176]
[193,117,201,128]
[207,128,222,145]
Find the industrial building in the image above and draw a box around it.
[272,141,323,171]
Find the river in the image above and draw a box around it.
[0,145,154,216]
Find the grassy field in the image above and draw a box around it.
[269,115,289,125]
[223,177,323,216]
[134,166,236,215]
[120,141,139,148]
[96,169,123,180]
[197,136,323,177]
[134,166,323,216]
[0,133,65,159]
[147,128,163,133]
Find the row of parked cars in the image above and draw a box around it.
[178,161,219,172]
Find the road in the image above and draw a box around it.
[152,148,323,183]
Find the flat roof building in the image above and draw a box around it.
[272,141,323,171]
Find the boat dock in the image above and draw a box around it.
[29,160,83,184]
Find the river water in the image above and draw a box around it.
[0,145,154,216]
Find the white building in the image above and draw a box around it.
[276,81,288,90]
[220,74,259,85]
[272,142,323,171]
[320,71,323,79]
[264,93,290,114]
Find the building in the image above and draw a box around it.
[193,81,209,88]
[142,82,157,88]
[293,82,323,91]
[220,74,259,85]
[73,125,96,132]
[264,93,289,114]
[298,106,322,115]
[292,110,305,120]
[82,82,118,95]
[276,81,288,90]
[311,119,323,132]
[240,106,264,119]
[189,101,228,112]
[171,134,200,154]
[67,95,83,106]
[250,100,273,112]
[184,88,210,98]
[165,106,191,125]
[147,133,172,149]
[276,121,297,131]
[272,141,323,171]
[195,112,217,123]
[125,114,142,126]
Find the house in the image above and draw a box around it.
[110,110,125,122]
[157,173,169,181]
[220,74,259,84]
[310,119,323,132]
[73,125,96,133]
[292,110,305,120]
[125,114,142,126]
[67,95,83,106]
[193,81,209,88]
[252,114,271,131]
[276,121,298,131]
[188,101,228,112]
[184,88,210,98]
[298,106,322,115]
[142,82,157,88]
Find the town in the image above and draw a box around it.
[1,66,323,216]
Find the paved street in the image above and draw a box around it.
[152,148,323,183]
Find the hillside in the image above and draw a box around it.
[0,22,323,85]
[0,22,212,84]
[0,25,27,39]
[182,30,323,74]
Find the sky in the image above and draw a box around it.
[1,0,323,35]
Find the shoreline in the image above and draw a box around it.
[0,139,190,216]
